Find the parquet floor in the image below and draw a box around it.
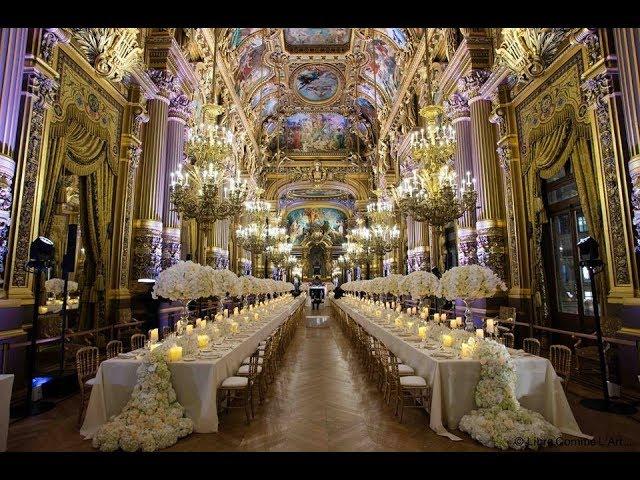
[7,304,640,451]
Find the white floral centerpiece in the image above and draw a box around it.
[45,278,79,297]
[92,345,193,452]
[406,270,440,302]
[439,265,507,331]
[458,339,561,450]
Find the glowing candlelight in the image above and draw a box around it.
[418,326,427,340]
[186,325,193,335]
[168,345,183,362]
[197,334,210,348]
[486,319,495,334]
[38,306,48,315]
[149,328,159,343]
[442,334,453,348]
[476,329,484,338]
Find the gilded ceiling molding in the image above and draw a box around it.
[495,28,572,84]
[70,28,143,82]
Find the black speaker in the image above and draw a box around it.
[62,224,78,273]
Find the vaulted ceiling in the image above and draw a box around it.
[218,28,422,159]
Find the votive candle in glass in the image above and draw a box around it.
[168,345,182,362]
[442,334,453,348]
[197,334,209,348]
[476,329,484,338]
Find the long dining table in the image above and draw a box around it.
[332,297,590,441]
[81,296,304,438]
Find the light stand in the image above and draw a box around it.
[577,237,637,415]
[21,237,56,417]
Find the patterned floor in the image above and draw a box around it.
[7,305,640,451]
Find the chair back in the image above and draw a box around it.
[106,340,123,359]
[550,344,572,378]
[502,332,514,349]
[130,333,146,351]
[523,337,541,356]
[162,325,171,339]
[76,346,99,384]
[498,306,517,322]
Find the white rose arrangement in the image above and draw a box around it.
[439,265,506,301]
[92,345,193,452]
[458,339,561,450]
[152,261,212,302]
[45,278,79,296]
[406,270,440,298]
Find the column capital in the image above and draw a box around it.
[444,92,470,122]
[24,70,59,111]
[168,93,193,123]
[148,69,180,101]
[582,72,618,110]
[457,70,491,102]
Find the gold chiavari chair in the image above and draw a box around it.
[388,351,430,423]
[235,352,261,419]
[523,337,541,356]
[106,340,122,359]
[218,357,256,425]
[76,346,99,427]
[550,344,572,391]
[130,333,145,351]
[502,332,514,349]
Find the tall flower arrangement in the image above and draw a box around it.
[45,278,79,296]
[406,270,440,298]
[151,261,211,302]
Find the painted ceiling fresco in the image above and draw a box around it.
[223,28,415,154]
[284,28,351,46]
[286,207,347,245]
[293,65,340,103]
[281,112,350,153]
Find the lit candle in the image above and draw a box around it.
[38,306,48,315]
[450,319,456,329]
[433,313,440,322]
[149,328,159,343]
[231,321,239,334]
[406,307,411,315]
[476,329,484,338]
[195,318,202,329]
[442,334,453,348]
[215,314,223,322]
[418,326,427,340]
[168,345,183,362]
[441,313,447,322]
[197,334,210,348]
[234,307,239,315]
[412,307,417,315]
[396,306,402,313]
[186,325,193,335]
[254,313,259,321]
[420,311,427,320]
[385,302,390,309]
[224,309,229,318]
[460,343,471,358]
[486,319,494,334]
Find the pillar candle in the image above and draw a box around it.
[168,345,182,362]
[197,334,209,348]
[418,326,427,340]
[486,319,494,334]
[406,307,411,315]
[460,343,471,358]
[442,334,453,348]
[195,318,202,329]
[215,314,223,322]
[149,328,159,343]
[254,313,259,321]
[186,325,193,335]
[385,302,390,309]
[476,329,484,338]
[450,319,456,329]
[231,321,239,334]
[441,313,447,322]
[38,306,48,315]
[433,313,440,322]
[412,307,417,315]
[455,317,463,328]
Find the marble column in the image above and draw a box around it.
[459,70,507,281]
[132,70,176,282]
[0,29,28,296]
[162,93,190,270]
[613,29,640,257]
[445,91,477,265]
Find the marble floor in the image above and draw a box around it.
[7,304,640,452]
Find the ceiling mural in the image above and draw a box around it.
[286,207,347,246]
[293,65,341,104]
[378,28,409,49]
[281,112,350,153]
[234,35,271,97]
[229,28,262,49]
[364,37,400,102]
[284,28,351,46]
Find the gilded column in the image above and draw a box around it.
[0,29,28,296]
[132,69,176,282]
[5,48,58,299]
[445,91,477,265]
[162,92,190,269]
[613,28,640,290]
[459,70,507,281]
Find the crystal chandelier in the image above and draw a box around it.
[366,198,395,225]
[236,204,287,254]
[266,240,293,266]
[185,121,233,168]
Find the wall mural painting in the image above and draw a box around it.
[230,28,261,49]
[235,36,270,96]
[294,65,339,103]
[284,28,351,46]
[356,97,376,126]
[261,98,278,120]
[282,112,350,153]
[364,38,399,101]
[286,207,347,245]
[358,81,385,109]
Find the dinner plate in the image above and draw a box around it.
[182,356,196,362]
[117,353,135,359]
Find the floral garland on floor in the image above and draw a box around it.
[92,345,193,452]
[458,339,561,450]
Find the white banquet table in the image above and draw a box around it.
[81,296,304,438]
[332,298,590,441]
[0,374,14,452]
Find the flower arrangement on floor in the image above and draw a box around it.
[91,345,193,452]
[458,339,561,450]
[45,278,79,296]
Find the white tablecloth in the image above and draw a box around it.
[81,297,304,438]
[333,299,590,441]
[0,374,14,452]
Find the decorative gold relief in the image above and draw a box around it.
[71,28,142,82]
[496,28,571,83]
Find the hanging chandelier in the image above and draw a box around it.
[366,198,395,225]
[390,28,477,229]
[336,254,353,270]
[266,240,293,266]
[236,205,287,254]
